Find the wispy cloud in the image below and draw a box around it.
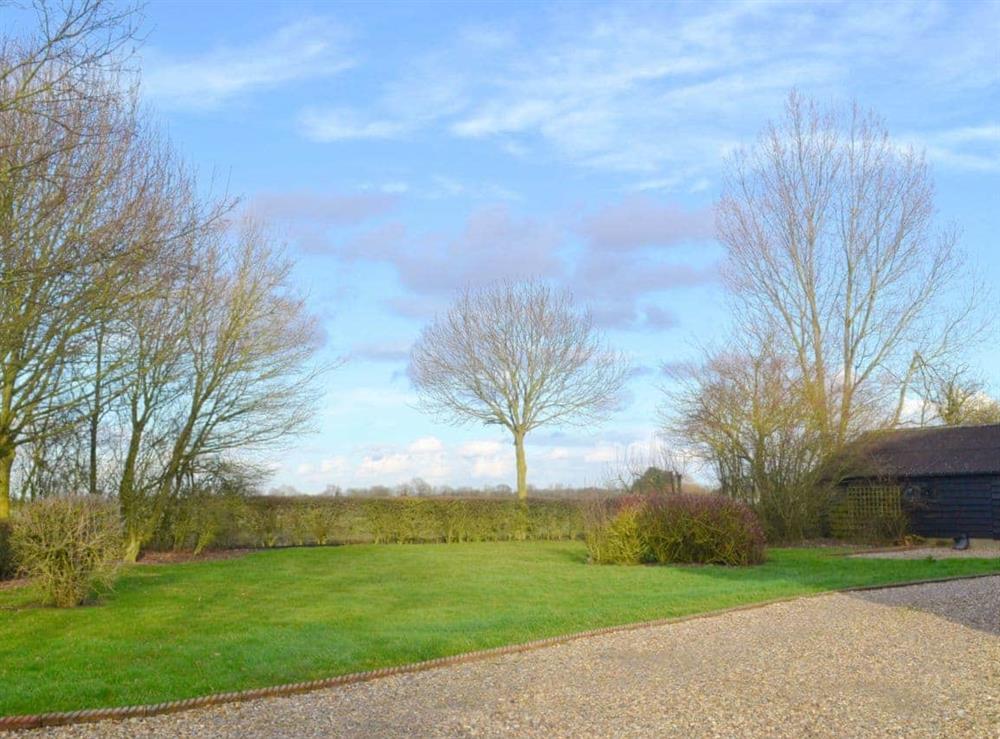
[292,2,998,186]
[345,204,564,303]
[909,125,1000,173]
[247,190,398,255]
[579,197,713,251]
[144,19,353,109]
[297,107,406,141]
[251,190,398,225]
[326,197,715,331]
[351,342,412,363]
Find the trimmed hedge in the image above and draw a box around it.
[151,495,587,552]
[585,493,766,566]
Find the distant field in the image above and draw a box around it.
[2,542,998,716]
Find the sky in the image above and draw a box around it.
[64,0,1000,491]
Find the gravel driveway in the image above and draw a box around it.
[17,576,1000,738]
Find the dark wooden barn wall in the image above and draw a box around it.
[994,477,1000,540]
[903,474,1000,539]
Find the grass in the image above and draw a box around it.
[1,541,998,716]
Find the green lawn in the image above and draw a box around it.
[1,542,998,716]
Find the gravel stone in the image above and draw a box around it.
[16,577,1000,738]
[854,575,1000,635]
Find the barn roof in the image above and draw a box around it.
[843,424,1000,479]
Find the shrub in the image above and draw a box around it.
[584,494,766,566]
[640,494,766,566]
[855,507,911,545]
[0,520,15,580]
[11,497,124,607]
[584,498,646,564]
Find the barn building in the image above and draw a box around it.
[839,424,1000,541]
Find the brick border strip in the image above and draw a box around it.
[2,571,998,733]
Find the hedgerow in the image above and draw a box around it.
[148,495,587,551]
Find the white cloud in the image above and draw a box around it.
[297,107,407,141]
[408,436,445,454]
[539,447,572,461]
[344,436,453,484]
[583,445,618,464]
[320,457,349,475]
[277,432,687,491]
[458,440,506,457]
[144,19,353,109]
[469,454,510,479]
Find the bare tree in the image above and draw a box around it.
[0,76,173,518]
[664,343,832,541]
[0,0,150,518]
[112,219,325,559]
[915,362,1000,427]
[409,280,629,500]
[0,0,140,119]
[604,436,689,493]
[717,91,984,452]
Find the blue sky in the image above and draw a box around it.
[117,0,1000,490]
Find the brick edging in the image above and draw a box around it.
[2,571,998,733]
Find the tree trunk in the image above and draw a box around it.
[0,447,13,520]
[514,430,527,500]
[118,418,146,562]
[124,532,143,563]
[89,328,103,496]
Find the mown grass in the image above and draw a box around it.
[1,542,998,716]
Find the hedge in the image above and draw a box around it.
[150,495,587,552]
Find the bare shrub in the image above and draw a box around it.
[11,497,123,606]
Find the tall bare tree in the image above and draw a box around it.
[0,79,171,517]
[664,343,835,540]
[113,219,324,559]
[409,280,629,499]
[717,91,982,452]
[0,0,147,518]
